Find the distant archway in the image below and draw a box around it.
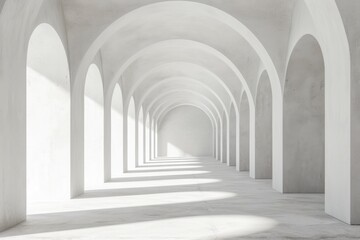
[26,23,71,205]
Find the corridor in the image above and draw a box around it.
[1,1,360,238]
[1,158,359,239]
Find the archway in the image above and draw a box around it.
[127,97,136,170]
[157,105,213,157]
[111,84,123,177]
[283,35,324,193]
[240,92,250,171]
[217,123,221,161]
[229,104,236,166]
[84,64,104,189]
[221,111,228,164]
[255,71,272,179]
[145,113,151,163]
[26,23,71,205]
[137,107,144,165]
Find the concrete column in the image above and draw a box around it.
[336,0,360,224]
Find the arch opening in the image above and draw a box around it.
[126,97,136,170]
[221,111,228,164]
[254,71,272,179]
[137,107,144,165]
[26,23,71,206]
[229,104,237,166]
[239,92,250,171]
[111,84,123,177]
[283,35,324,193]
[157,105,213,158]
[84,64,104,189]
[145,113,151,163]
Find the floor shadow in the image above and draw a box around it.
[1,158,355,239]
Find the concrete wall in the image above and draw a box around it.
[157,106,213,157]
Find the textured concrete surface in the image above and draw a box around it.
[1,157,359,239]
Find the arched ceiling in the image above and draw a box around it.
[60,0,297,123]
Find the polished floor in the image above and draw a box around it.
[1,157,359,239]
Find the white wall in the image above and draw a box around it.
[157,106,213,157]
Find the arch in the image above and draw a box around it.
[126,97,136,170]
[229,103,237,167]
[148,92,223,144]
[239,92,250,171]
[145,113,151,163]
[71,1,282,181]
[137,107,144,165]
[156,102,218,141]
[157,105,213,158]
[221,111,228,164]
[301,1,353,224]
[151,96,219,161]
[146,89,225,124]
[283,34,324,193]
[137,75,231,118]
[111,83,123,177]
[84,64,104,189]
[254,71,272,179]
[26,23,71,203]
[74,2,280,115]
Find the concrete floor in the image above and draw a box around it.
[1,158,359,239]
